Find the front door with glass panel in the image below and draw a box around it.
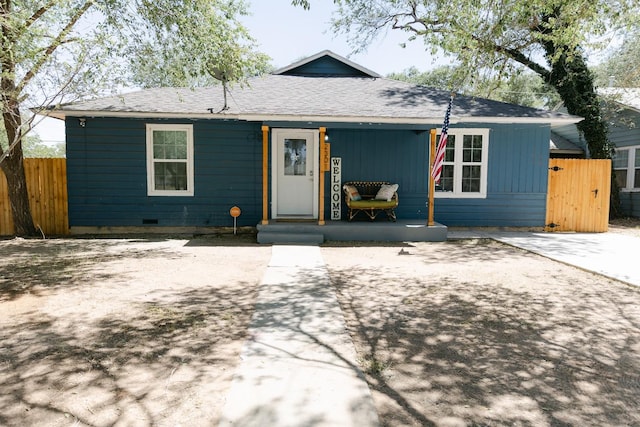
[272,129,319,219]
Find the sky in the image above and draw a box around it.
[33,1,441,144]
[242,0,440,74]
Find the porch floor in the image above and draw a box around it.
[257,219,447,244]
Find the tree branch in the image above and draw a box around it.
[16,0,94,94]
[390,4,444,33]
[24,0,60,30]
[391,5,551,82]
[481,38,551,81]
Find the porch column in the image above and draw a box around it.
[428,129,436,226]
[318,127,326,225]
[261,125,269,225]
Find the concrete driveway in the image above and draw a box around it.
[450,230,640,288]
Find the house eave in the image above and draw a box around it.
[240,114,583,126]
[551,149,584,154]
[44,110,241,121]
[44,110,583,126]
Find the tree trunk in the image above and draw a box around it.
[545,51,611,159]
[1,106,38,237]
[0,152,37,236]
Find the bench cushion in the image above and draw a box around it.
[349,199,397,209]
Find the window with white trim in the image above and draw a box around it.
[613,145,640,191]
[146,124,194,196]
[435,129,489,198]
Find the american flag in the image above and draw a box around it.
[431,95,453,183]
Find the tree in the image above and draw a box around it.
[1,123,63,158]
[387,66,458,91]
[594,30,640,88]
[127,1,269,88]
[388,65,561,109]
[295,0,638,157]
[293,0,637,216]
[1,0,267,236]
[22,136,65,158]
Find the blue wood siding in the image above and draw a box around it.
[66,118,263,227]
[620,192,640,218]
[609,109,640,149]
[324,124,550,226]
[435,124,550,226]
[67,118,551,228]
[326,128,432,218]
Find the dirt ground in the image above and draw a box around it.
[324,242,640,426]
[0,235,271,427]
[1,220,640,426]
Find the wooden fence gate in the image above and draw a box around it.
[545,158,611,232]
[0,158,69,236]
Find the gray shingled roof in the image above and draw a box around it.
[599,87,640,112]
[50,74,581,125]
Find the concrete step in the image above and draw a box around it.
[257,231,324,245]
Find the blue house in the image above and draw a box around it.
[602,88,640,218]
[50,50,581,241]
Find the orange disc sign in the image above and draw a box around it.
[229,206,241,218]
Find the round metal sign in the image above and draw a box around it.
[229,206,241,218]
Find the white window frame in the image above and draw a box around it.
[435,128,489,198]
[146,123,194,196]
[614,145,640,192]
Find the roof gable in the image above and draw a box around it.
[273,50,381,78]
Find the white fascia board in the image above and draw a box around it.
[237,114,584,126]
[45,110,583,126]
[455,116,584,125]
[44,110,244,120]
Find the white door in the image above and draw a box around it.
[272,128,319,219]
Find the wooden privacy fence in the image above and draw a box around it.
[0,158,69,236]
[546,158,611,232]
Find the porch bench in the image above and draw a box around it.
[343,181,398,222]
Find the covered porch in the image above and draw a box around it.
[257,219,447,244]
[258,125,447,244]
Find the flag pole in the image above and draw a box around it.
[428,129,437,226]
[428,93,454,227]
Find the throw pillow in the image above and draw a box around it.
[375,183,398,201]
[343,184,362,201]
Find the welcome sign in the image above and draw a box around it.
[331,157,341,220]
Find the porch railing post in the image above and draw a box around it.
[428,129,436,226]
[261,125,269,225]
[318,127,326,225]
